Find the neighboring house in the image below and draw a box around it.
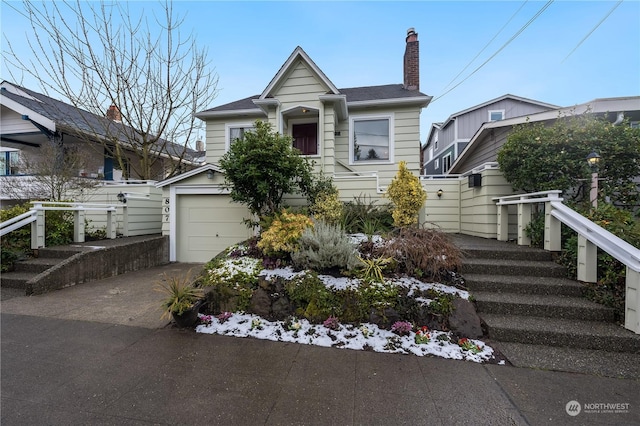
[157,28,432,262]
[448,96,640,174]
[421,95,559,175]
[0,81,203,205]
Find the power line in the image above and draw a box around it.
[432,0,554,104]
[561,0,623,63]
[440,1,529,94]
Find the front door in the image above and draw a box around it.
[292,123,318,156]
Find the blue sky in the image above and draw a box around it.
[2,1,639,144]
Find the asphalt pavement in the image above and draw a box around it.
[1,263,639,425]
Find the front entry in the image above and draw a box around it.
[292,123,318,156]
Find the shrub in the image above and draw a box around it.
[341,195,393,234]
[385,161,427,228]
[381,227,461,280]
[311,189,343,225]
[356,256,392,283]
[285,272,339,321]
[291,221,359,272]
[200,255,262,313]
[257,211,313,257]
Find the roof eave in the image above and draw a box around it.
[195,108,266,119]
[348,95,432,109]
[156,163,224,187]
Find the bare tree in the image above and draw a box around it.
[3,0,217,180]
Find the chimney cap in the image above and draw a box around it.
[407,27,416,36]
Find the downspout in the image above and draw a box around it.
[613,112,624,126]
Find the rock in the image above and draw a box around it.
[271,296,292,320]
[448,298,483,339]
[250,288,271,317]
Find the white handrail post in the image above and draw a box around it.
[497,204,509,241]
[73,208,85,243]
[517,198,531,246]
[577,234,597,283]
[121,204,129,237]
[107,208,117,239]
[31,204,45,249]
[625,267,640,333]
[544,201,561,251]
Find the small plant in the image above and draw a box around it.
[390,320,412,336]
[311,188,343,225]
[357,256,392,283]
[251,318,263,330]
[154,272,204,319]
[458,337,483,354]
[291,221,359,272]
[323,316,340,330]
[340,195,394,234]
[360,324,373,338]
[414,326,431,344]
[257,211,314,257]
[216,311,233,323]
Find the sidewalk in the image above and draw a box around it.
[1,263,639,424]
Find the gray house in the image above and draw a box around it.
[448,96,640,174]
[421,94,558,175]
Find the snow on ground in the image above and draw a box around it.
[196,312,494,363]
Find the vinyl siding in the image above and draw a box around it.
[0,106,40,134]
[271,60,330,106]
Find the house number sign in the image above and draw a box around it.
[163,197,170,223]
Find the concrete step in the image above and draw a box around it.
[460,258,566,277]
[480,313,640,353]
[464,274,584,297]
[14,257,62,274]
[461,247,552,262]
[37,246,83,259]
[494,342,640,379]
[0,272,37,290]
[474,291,614,321]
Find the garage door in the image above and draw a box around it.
[177,194,253,263]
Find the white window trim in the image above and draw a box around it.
[434,158,439,170]
[442,153,452,173]
[488,109,505,122]
[349,113,394,165]
[288,117,321,158]
[225,123,255,152]
[434,131,439,150]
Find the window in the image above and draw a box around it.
[489,110,504,122]
[225,124,255,151]
[631,121,639,129]
[428,148,433,161]
[292,122,318,156]
[434,131,439,150]
[0,149,20,176]
[434,158,439,170]
[442,154,452,173]
[350,115,393,163]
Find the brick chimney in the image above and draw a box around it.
[106,104,122,122]
[403,28,419,91]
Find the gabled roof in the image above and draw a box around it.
[422,94,558,150]
[448,95,640,174]
[1,81,200,162]
[439,94,559,129]
[196,47,431,119]
[261,46,339,99]
[155,163,223,187]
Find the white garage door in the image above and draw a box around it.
[177,194,253,263]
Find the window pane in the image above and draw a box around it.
[229,127,254,146]
[353,119,389,162]
[490,111,503,121]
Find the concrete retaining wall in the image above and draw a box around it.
[26,235,169,295]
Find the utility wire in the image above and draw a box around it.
[432,0,554,104]
[440,0,529,94]
[561,0,623,63]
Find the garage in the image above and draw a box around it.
[176,193,252,263]
[157,164,254,263]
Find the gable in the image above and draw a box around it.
[269,59,332,104]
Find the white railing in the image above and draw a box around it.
[494,190,640,334]
[0,201,118,250]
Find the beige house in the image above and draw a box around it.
[158,28,432,262]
